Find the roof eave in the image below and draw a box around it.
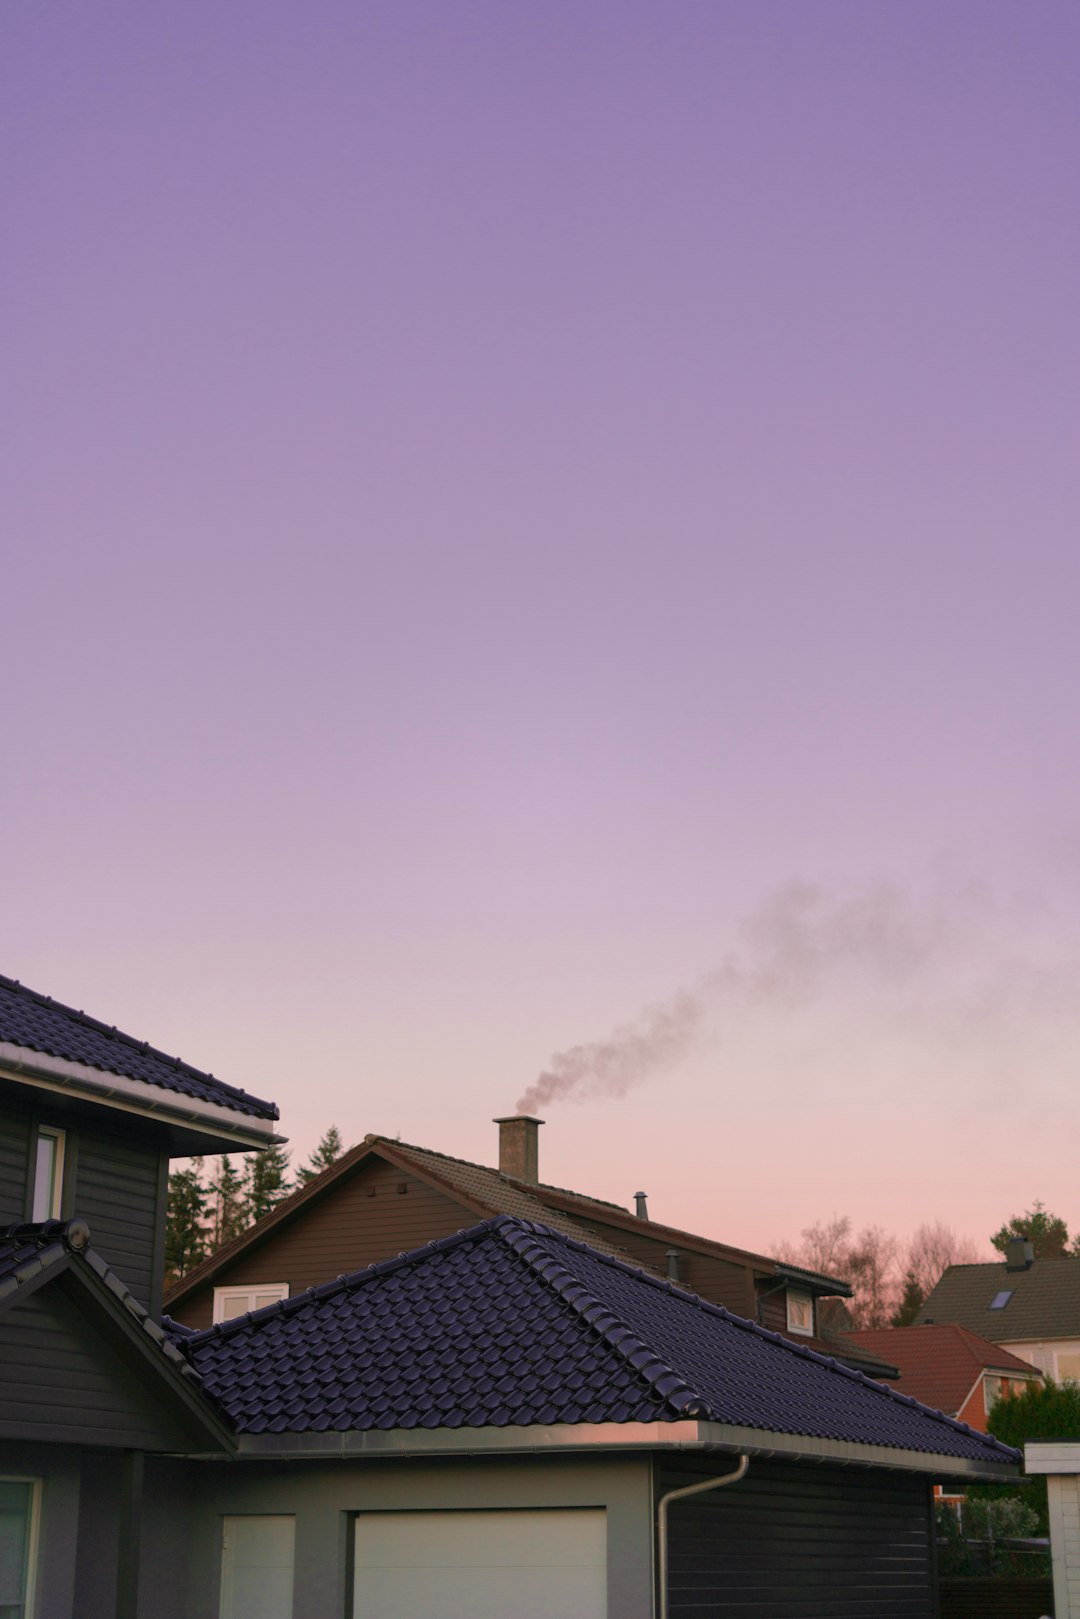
[0,1046,285,1151]
[234,1417,1018,1479]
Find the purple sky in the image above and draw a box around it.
[5,2,1080,1258]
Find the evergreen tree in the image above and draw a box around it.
[164,1155,207,1283]
[208,1153,247,1249]
[890,1270,925,1327]
[991,1200,1070,1260]
[969,1378,1080,1534]
[242,1143,292,1223]
[297,1125,345,1186]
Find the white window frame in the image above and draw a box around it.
[786,1289,813,1335]
[31,1127,65,1222]
[0,1475,42,1619]
[212,1283,289,1324]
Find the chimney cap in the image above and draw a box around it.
[492,1114,545,1125]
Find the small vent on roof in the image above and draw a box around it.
[990,1289,1013,1309]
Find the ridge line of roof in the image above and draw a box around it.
[0,972,278,1119]
[493,1220,704,1422]
[494,1218,1022,1461]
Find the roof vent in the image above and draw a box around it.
[634,1191,649,1220]
[1005,1239,1035,1272]
[666,1250,680,1281]
[494,1116,543,1184]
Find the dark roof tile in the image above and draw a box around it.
[0,973,277,1120]
[181,1215,1016,1468]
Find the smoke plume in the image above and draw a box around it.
[514,873,1030,1113]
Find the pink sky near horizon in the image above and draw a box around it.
[4,2,1080,1261]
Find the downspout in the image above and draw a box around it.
[656,1454,749,1619]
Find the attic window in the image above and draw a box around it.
[990,1290,1013,1309]
[786,1290,813,1335]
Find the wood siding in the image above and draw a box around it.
[757,1285,794,1333]
[0,1278,193,1450]
[0,1098,32,1223]
[174,1157,477,1330]
[659,1456,937,1618]
[76,1127,165,1310]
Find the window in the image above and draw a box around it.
[984,1375,1003,1411]
[0,1478,40,1619]
[220,1516,294,1619]
[31,1128,65,1222]
[786,1291,813,1335]
[989,1290,1013,1309]
[212,1284,289,1324]
[1056,1353,1080,1382]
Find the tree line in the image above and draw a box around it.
[776,1200,1080,1331]
[164,1126,345,1287]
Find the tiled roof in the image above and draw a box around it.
[164,1136,643,1306]
[0,973,278,1120]
[182,1215,1017,1467]
[918,1257,1080,1342]
[380,1138,644,1262]
[0,1218,77,1307]
[846,1324,1041,1414]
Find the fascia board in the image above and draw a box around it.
[1025,1441,1080,1475]
[0,1047,284,1150]
[235,1418,1019,1478]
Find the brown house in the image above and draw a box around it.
[165,1115,896,1377]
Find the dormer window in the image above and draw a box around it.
[31,1127,65,1222]
[787,1290,813,1335]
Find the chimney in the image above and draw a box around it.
[666,1249,680,1282]
[494,1115,543,1183]
[1005,1238,1035,1272]
[634,1191,649,1220]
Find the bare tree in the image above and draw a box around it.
[902,1220,982,1300]
[845,1225,899,1328]
[775,1215,900,1330]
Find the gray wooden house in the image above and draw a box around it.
[0,974,1020,1619]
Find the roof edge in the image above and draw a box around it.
[234,1416,1020,1478]
[0,1046,283,1145]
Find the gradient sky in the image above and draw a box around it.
[4,2,1079,1260]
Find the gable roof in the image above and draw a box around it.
[0,1218,234,1452]
[165,1134,651,1308]
[846,1324,1041,1415]
[0,972,278,1122]
[181,1214,1017,1477]
[918,1256,1080,1342]
[164,1131,851,1324]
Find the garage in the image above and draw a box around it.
[352,1507,608,1619]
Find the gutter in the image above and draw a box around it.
[657,1455,749,1619]
[0,1046,285,1149]
[233,1418,1019,1479]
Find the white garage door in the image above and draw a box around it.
[353,1507,607,1619]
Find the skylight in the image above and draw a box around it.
[990,1290,1013,1309]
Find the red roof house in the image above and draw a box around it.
[846,1322,1041,1431]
